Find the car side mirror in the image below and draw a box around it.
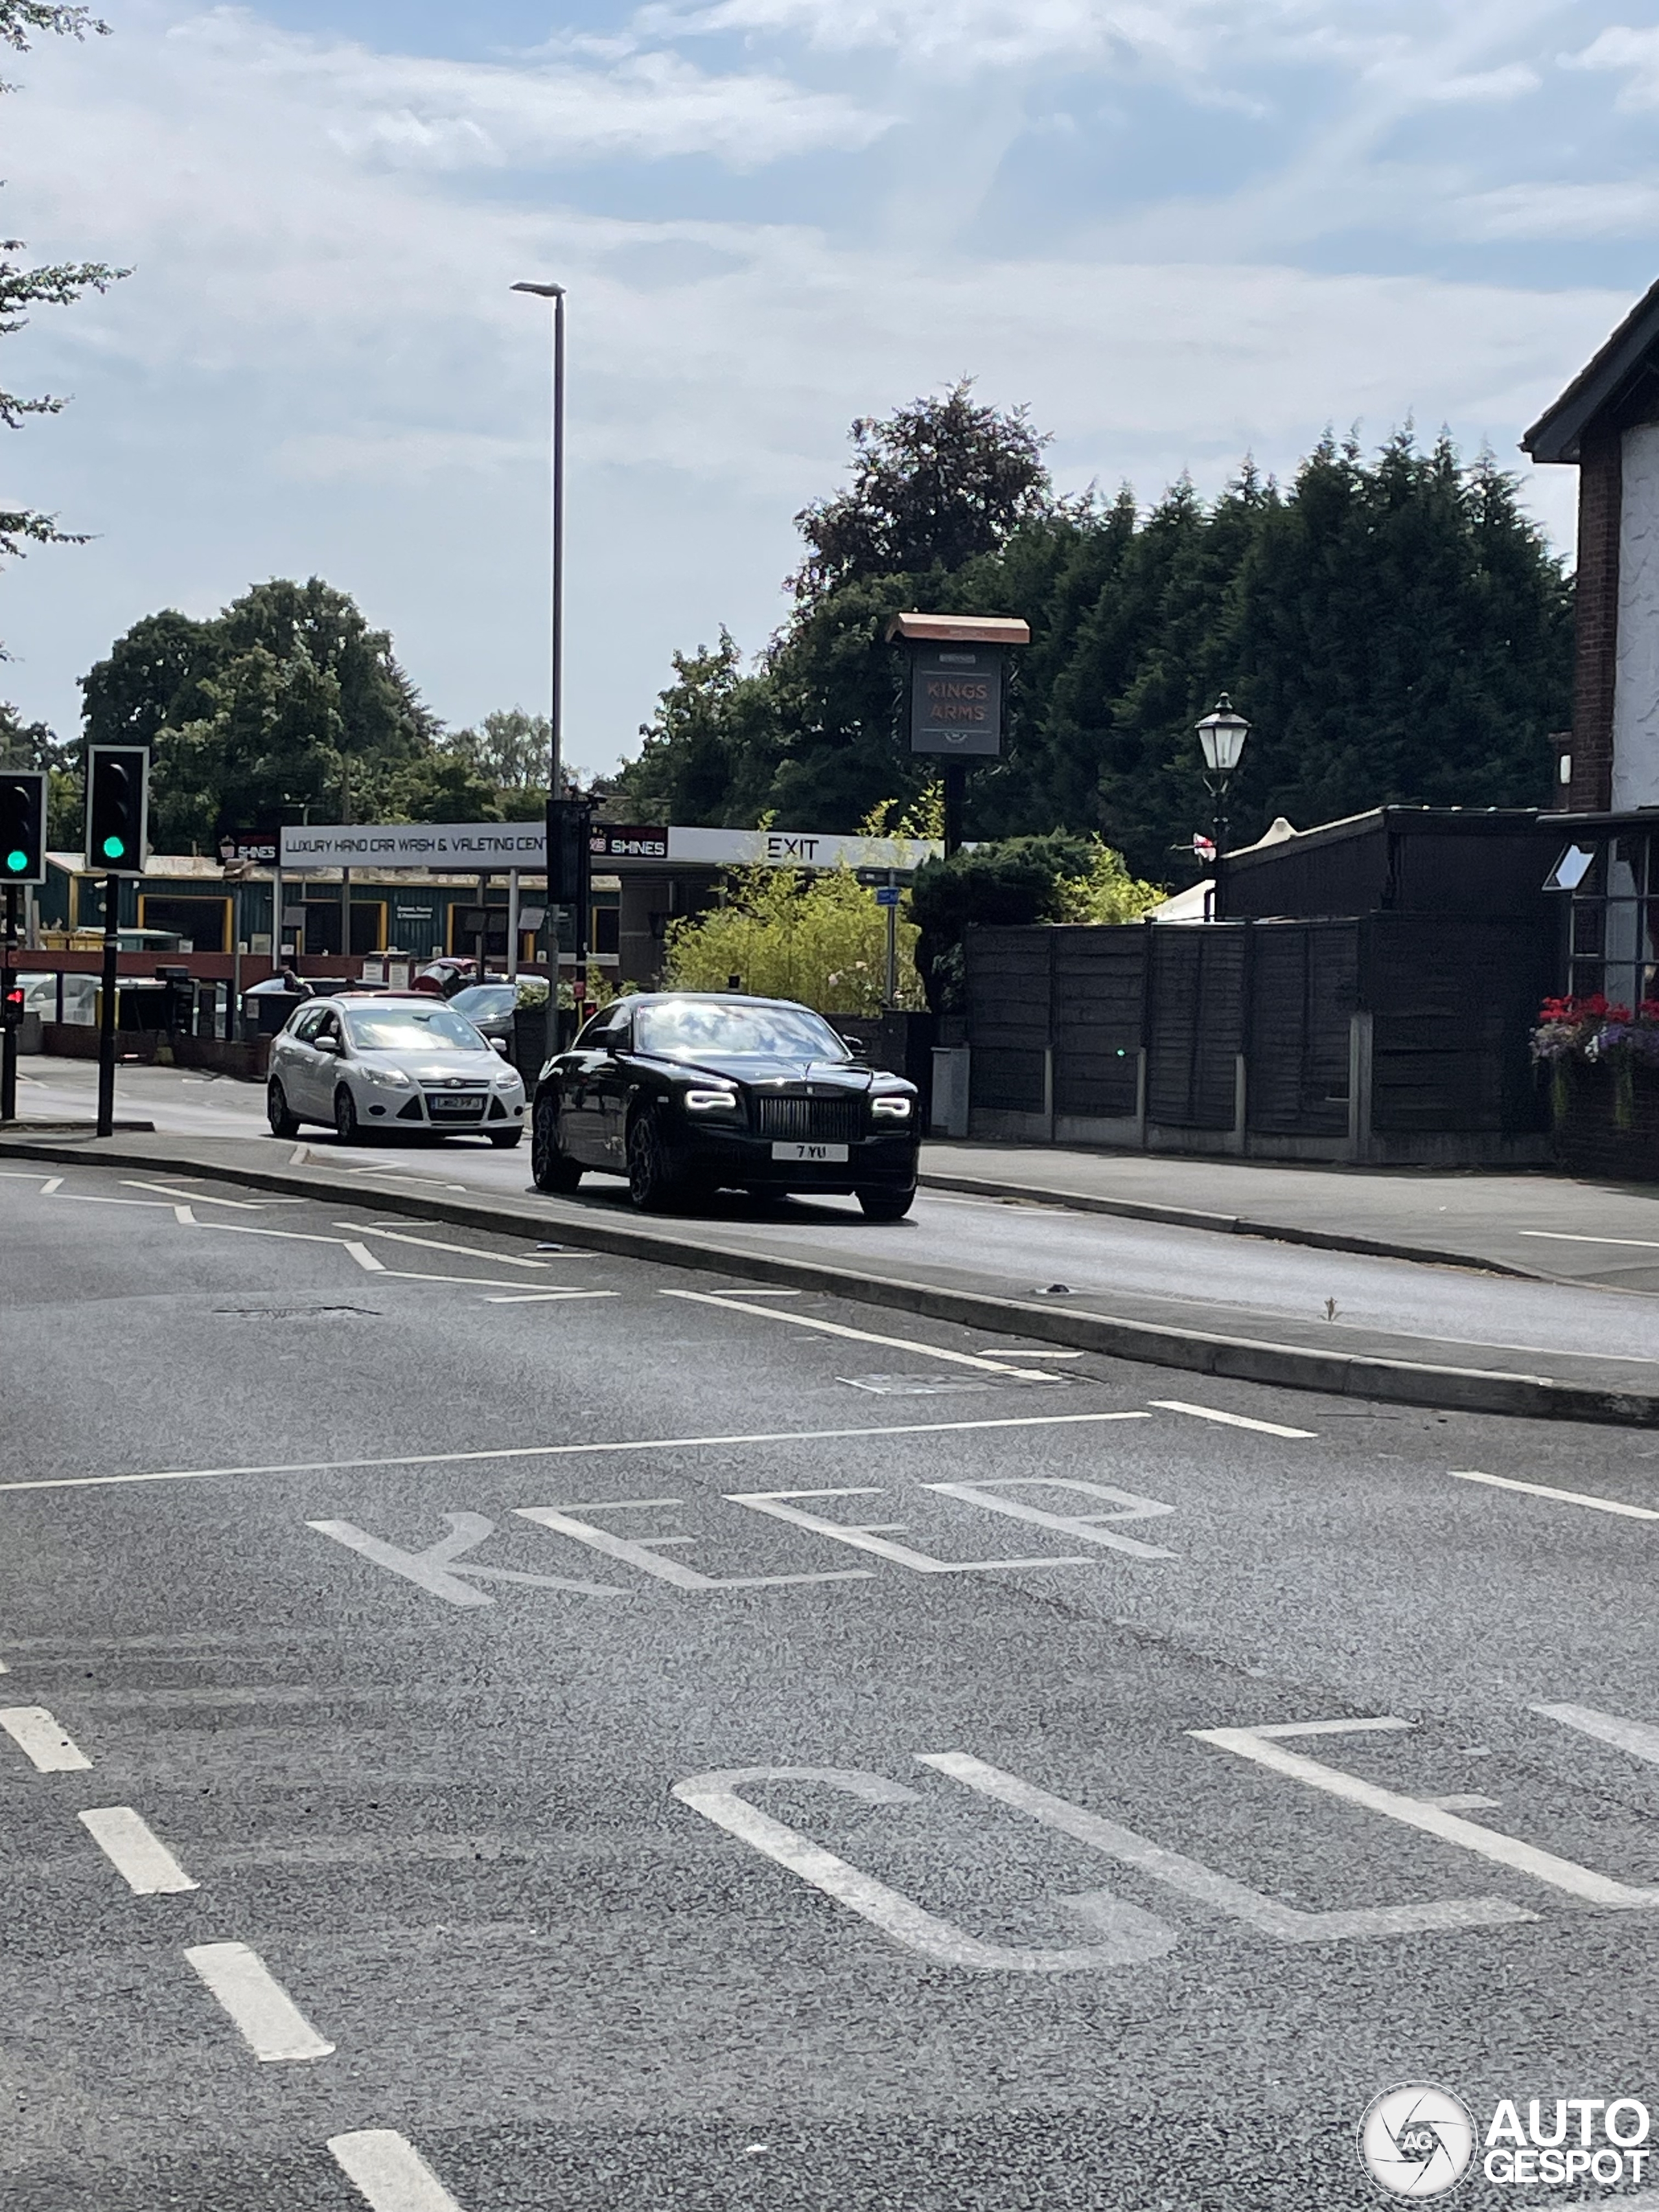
[490,1036,509,1056]
[315,1035,340,1055]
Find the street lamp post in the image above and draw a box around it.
[1194,693,1251,922]
[512,279,568,989]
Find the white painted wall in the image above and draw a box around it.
[1612,421,1659,809]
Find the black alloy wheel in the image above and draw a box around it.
[626,1106,691,1213]
[266,1079,299,1139]
[531,1092,582,1191]
[333,1085,364,1145]
[857,1185,915,1221]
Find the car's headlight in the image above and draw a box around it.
[492,1065,522,1088]
[360,1064,414,1089]
[871,1094,912,1119]
[684,1088,741,1113]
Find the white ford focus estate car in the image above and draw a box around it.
[266,992,526,1147]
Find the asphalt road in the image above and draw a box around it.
[5,1158,1659,2210]
[17,1055,1659,1384]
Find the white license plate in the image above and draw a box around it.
[771,1140,849,1163]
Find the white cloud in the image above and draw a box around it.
[1457,177,1659,239]
[164,6,892,174]
[1566,24,1659,109]
[1425,62,1540,101]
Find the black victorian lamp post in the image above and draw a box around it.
[1195,693,1250,921]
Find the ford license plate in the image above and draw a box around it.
[771,1141,849,1162]
[428,1095,485,1118]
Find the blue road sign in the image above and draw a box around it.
[874,885,902,907]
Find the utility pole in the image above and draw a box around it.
[512,279,567,993]
[1,886,18,1122]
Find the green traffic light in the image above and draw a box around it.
[5,849,25,874]
[102,833,126,860]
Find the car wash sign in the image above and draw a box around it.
[890,612,1030,760]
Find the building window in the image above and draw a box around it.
[138,896,231,953]
[1564,832,1659,1008]
[304,900,387,957]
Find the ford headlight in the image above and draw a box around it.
[361,1064,414,1089]
[871,1094,912,1119]
[492,1065,522,1088]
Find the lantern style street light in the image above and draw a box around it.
[1194,693,1250,920]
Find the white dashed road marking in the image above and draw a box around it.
[1150,1401,1317,1438]
[328,2130,469,2212]
[338,1224,564,1269]
[1450,1468,1659,1522]
[0,1704,92,1771]
[78,1806,198,1894]
[660,1287,1063,1380]
[183,1942,335,2062]
[1533,1701,1659,1766]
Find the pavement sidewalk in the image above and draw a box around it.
[920,1142,1659,1294]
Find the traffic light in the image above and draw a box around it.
[86,745,150,876]
[545,797,592,905]
[0,767,47,887]
[0,978,22,1030]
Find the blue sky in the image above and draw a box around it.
[1,0,1657,787]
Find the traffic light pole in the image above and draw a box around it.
[96,872,119,1138]
[1,885,17,1123]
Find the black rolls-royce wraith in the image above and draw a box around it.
[529,993,920,1217]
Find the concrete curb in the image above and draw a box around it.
[3,1132,1653,1430]
[918,1169,1544,1281]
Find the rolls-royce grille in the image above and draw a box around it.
[756,1095,864,1143]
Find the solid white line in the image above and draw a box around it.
[62,1194,175,1209]
[78,1806,198,1894]
[328,2131,467,2212]
[1450,1467,1659,1522]
[380,1266,605,1291]
[40,1176,62,1195]
[979,1346,1083,1358]
[1248,1717,1410,1740]
[1533,1701,1659,1766]
[659,1287,1061,1380]
[483,1290,617,1304]
[4,1410,1154,1493]
[1519,1229,1659,1251]
[1150,1399,1317,1438]
[183,1942,334,2062]
[339,1224,554,1268]
[0,1704,91,1771]
[123,1181,300,1209]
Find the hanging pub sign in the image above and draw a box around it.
[887,611,1031,760]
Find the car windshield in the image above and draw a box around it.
[451,986,516,1018]
[343,1006,485,1054]
[634,999,850,1062]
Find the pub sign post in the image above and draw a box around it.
[886,612,1031,855]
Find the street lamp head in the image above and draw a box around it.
[512,281,565,299]
[1196,693,1250,776]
